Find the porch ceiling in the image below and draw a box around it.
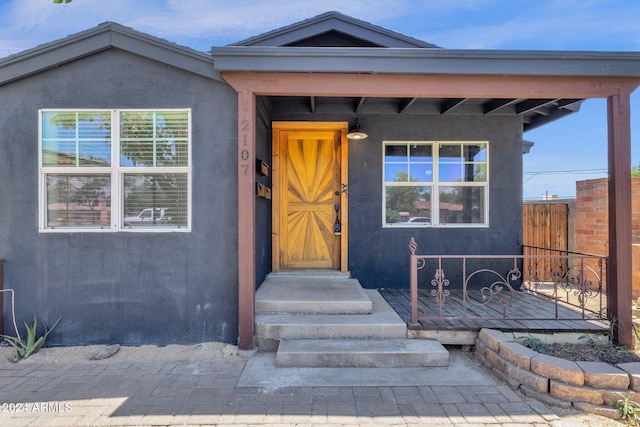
[267,95,584,132]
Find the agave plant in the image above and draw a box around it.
[1,316,62,360]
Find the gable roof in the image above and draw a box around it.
[0,22,222,87]
[230,11,439,48]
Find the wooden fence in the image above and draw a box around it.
[523,203,569,281]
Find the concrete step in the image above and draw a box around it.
[276,338,449,368]
[256,290,406,347]
[256,273,372,315]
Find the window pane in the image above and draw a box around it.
[439,163,463,182]
[385,185,431,224]
[473,163,487,181]
[42,111,111,166]
[384,164,408,182]
[385,144,408,161]
[409,144,432,182]
[409,164,433,182]
[439,143,487,182]
[464,143,486,162]
[120,111,189,167]
[439,163,486,182]
[123,173,188,227]
[439,144,462,162]
[46,174,111,227]
[384,145,409,182]
[438,186,485,224]
[409,144,432,162]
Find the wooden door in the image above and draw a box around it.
[272,122,348,271]
[523,203,569,281]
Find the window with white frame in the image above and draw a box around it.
[383,141,488,227]
[39,109,191,232]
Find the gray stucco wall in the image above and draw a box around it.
[0,49,239,346]
[255,99,273,284]
[268,109,524,289]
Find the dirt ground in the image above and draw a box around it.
[0,341,245,364]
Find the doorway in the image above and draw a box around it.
[272,122,348,272]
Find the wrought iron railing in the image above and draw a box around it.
[408,238,607,325]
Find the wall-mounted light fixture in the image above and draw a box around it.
[347,119,368,140]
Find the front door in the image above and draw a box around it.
[272,122,348,271]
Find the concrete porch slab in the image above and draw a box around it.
[256,273,372,314]
[255,290,406,340]
[238,349,497,387]
[276,338,449,368]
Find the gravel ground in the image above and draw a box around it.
[545,342,640,364]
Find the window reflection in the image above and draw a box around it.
[384,141,487,226]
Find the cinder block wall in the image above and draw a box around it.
[575,178,640,297]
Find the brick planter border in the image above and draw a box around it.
[474,328,640,420]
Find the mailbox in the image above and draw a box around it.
[256,159,269,177]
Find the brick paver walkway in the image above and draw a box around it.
[0,358,623,426]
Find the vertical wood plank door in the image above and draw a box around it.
[523,203,568,281]
[272,122,348,271]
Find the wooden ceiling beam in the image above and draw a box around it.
[440,98,468,114]
[483,98,519,114]
[516,99,559,114]
[556,98,583,110]
[398,97,418,113]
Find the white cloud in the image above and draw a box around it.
[2,0,639,55]
[0,0,409,55]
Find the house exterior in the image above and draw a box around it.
[1,12,639,349]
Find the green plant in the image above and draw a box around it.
[580,334,614,348]
[516,335,546,353]
[616,392,640,425]
[1,316,62,361]
[580,315,619,349]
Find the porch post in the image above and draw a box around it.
[237,86,256,350]
[607,88,633,347]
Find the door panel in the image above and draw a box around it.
[284,132,340,268]
[272,122,348,272]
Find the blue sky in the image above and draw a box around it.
[1,0,638,199]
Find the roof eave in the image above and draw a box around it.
[0,22,222,87]
[211,46,640,77]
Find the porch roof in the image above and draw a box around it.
[211,46,640,77]
[211,47,640,131]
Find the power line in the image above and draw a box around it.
[523,168,607,175]
[523,168,607,184]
